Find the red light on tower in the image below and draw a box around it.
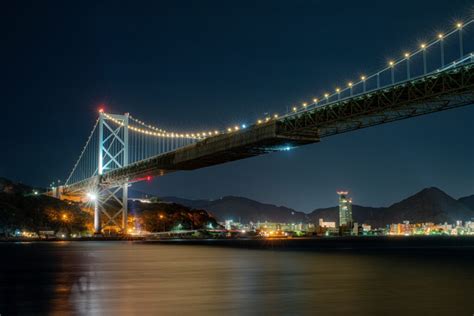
[98,107,104,113]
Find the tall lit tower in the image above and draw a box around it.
[337,191,353,227]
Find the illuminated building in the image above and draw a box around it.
[337,191,353,228]
[225,220,233,230]
[318,218,336,228]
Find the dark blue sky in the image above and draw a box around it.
[1,0,474,212]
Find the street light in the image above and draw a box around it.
[360,76,366,92]
[87,192,97,201]
[420,43,427,74]
[456,22,463,58]
[159,214,166,232]
[438,34,445,67]
[388,60,395,84]
[404,53,411,79]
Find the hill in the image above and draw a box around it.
[458,194,474,210]
[162,196,308,223]
[0,180,91,236]
[164,187,474,227]
[0,177,37,195]
[129,200,220,231]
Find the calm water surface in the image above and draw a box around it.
[1,241,474,315]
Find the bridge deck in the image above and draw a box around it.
[101,121,319,185]
[279,62,474,138]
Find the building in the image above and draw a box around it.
[337,191,353,228]
[319,218,336,228]
[224,220,233,230]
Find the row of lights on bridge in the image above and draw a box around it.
[103,112,219,139]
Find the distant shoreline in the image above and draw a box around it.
[140,236,474,251]
[3,236,474,250]
[0,236,146,242]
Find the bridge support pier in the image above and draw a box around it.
[94,198,101,234]
[122,182,128,232]
[94,112,130,235]
[92,182,129,235]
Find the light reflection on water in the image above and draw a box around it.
[0,241,473,315]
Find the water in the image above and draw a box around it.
[1,240,474,315]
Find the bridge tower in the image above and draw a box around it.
[94,111,129,234]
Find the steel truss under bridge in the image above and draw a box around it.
[278,62,474,138]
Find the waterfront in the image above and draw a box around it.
[1,239,474,315]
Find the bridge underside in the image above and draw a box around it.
[64,62,474,195]
[279,63,474,138]
[100,122,319,186]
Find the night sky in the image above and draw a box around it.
[2,0,474,212]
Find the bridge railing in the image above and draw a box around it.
[277,19,474,120]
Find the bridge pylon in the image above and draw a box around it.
[93,111,130,234]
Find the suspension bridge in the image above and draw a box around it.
[49,18,474,234]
